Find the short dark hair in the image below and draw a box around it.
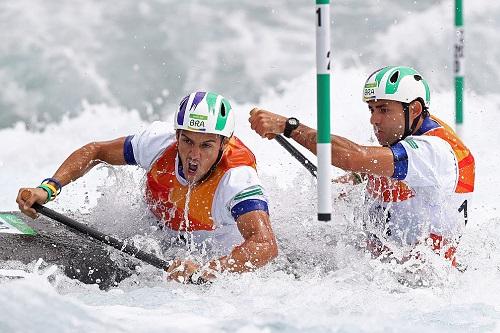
[414,98,430,118]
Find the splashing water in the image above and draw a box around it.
[1,0,500,331]
[0,258,58,282]
[181,184,196,254]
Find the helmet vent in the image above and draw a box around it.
[389,71,399,83]
[220,103,226,117]
[414,74,422,81]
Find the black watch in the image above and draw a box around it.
[283,117,300,138]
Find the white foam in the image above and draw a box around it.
[1,64,500,332]
[1,0,500,330]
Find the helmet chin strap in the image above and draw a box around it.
[401,102,422,141]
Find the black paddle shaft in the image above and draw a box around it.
[275,135,317,178]
[32,203,170,271]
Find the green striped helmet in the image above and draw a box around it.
[362,66,430,108]
[175,91,234,138]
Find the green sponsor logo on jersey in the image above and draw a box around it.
[405,138,419,149]
[234,185,264,201]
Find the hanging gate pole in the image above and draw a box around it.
[454,0,465,136]
[315,0,332,222]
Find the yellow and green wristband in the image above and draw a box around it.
[37,178,62,203]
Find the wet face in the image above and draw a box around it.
[176,130,225,184]
[368,100,406,146]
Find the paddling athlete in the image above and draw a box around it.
[249,66,475,267]
[17,91,278,283]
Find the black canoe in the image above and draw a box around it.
[0,211,135,289]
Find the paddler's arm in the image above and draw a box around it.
[17,137,128,218]
[249,108,395,177]
[198,210,278,280]
[50,137,128,185]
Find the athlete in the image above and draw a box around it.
[17,91,278,283]
[249,66,475,266]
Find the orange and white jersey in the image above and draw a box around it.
[363,115,475,263]
[123,121,269,254]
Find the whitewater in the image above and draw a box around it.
[1,1,500,332]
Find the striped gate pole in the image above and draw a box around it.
[454,0,464,136]
[316,0,332,222]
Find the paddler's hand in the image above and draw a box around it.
[16,189,48,219]
[166,259,201,284]
[249,108,287,140]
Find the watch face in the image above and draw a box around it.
[288,118,299,126]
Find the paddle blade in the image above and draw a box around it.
[0,213,37,236]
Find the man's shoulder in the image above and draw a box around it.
[134,121,175,144]
[221,136,257,170]
[130,121,176,169]
[216,165,264,198]
[400,135,455,160]
[220,165,261,185]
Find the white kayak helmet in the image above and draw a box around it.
[362,66,430,108]
[363,66,431,140]
[174,91,234,138]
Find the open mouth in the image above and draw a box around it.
[187,160,199,175]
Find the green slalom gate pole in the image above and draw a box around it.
[315,0,332,222]
[455,0,464,136]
